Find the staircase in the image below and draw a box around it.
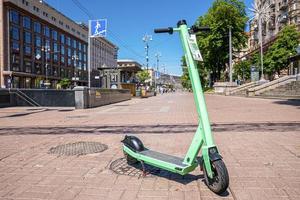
[9,89,41,107]
[259,80,300,99]
[247,75,300,99]
[227,81,262,96]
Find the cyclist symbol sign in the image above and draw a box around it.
[89,19,107,37]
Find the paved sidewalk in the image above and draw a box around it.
[0,93,299,200]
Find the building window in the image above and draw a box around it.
[51,17,56,22]
[44,39,50,48]
[53,54,58,63]
[24,61,32,73]
[73,40,77,48]
[23,16,31,29]
[67,37,71,46]
[12,41,20,52]
[45,52,50,62]
[35,35,41,47]
[53,42,58,52]
[66,24,70,29]
[78,42,82,51]
[68,58,71,66]
[10,26,19,40]
[61,56,65,64]
[52,30,58,41]
[59,21,63,25]
[24,46,31,56]
[60,34,65,44]
[33,22,41,33]
[24,31,31,44]
[44,26,50,37]
[61,45,65,55]
[83,44,86,53]
[68,48,71,57]
[43,12,48,17]
[10,10,19,24]
[33,6,39,13]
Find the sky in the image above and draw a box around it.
[46,0,253,76]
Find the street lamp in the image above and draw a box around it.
[155,52,161,90]
[41,45,51,88]
[142,34,152,71]
[72,55,79,86]
[249,2,270,81]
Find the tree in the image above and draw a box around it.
[181,57,192,89]
[181,56,208,90]
[233,59,251,81]
[194,0,248,82]
[58,78,71,89]
[264,25,300,78]
[136,70,150,84]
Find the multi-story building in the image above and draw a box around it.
[0,0,118,89]
[249,0,300,51]
[90,36,118,88]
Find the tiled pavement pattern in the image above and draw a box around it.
[0,93,299,199]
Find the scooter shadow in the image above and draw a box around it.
[127,161,230,196]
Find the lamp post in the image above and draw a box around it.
[72,55,79,86]
[41,45,51,88]
[155,52,161,90]
[249,2,270,81]
[229,27,233,83]
[142,34,152,71]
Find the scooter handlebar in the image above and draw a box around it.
[190,26,211,33]
[154,27,173,34]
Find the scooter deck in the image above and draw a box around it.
[140,149,188,168]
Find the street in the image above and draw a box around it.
[0,93,299,199]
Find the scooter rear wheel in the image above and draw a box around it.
[123,151,138,165]
[202,159,229,194]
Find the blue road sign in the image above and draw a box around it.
[89,19,107,37]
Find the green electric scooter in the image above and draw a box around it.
[122,20,229,194]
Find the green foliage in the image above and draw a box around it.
[59,78,71,89]
[136,70,150,84]
[233,59,251,81]
[181,56,192,89]
[181,56,208,90]
[195,0,248,82]
[264,25,300,78]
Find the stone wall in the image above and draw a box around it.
[74,87,131,109]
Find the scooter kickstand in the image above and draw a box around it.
[140,161,148,177]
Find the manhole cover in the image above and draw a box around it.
[48,141,108,156]
[110,157,162,178]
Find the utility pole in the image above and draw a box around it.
[142,34,152,71]
[258,15,265,80]
[155,52,161,90]
[229,27,233,83]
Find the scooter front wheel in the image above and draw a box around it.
[202,159,229,194]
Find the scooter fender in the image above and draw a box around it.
[121,135,145,152]
[208,147,222,162]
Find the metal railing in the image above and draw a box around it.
[9,89,41,107]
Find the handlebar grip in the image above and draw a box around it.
[154,27,173,34]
